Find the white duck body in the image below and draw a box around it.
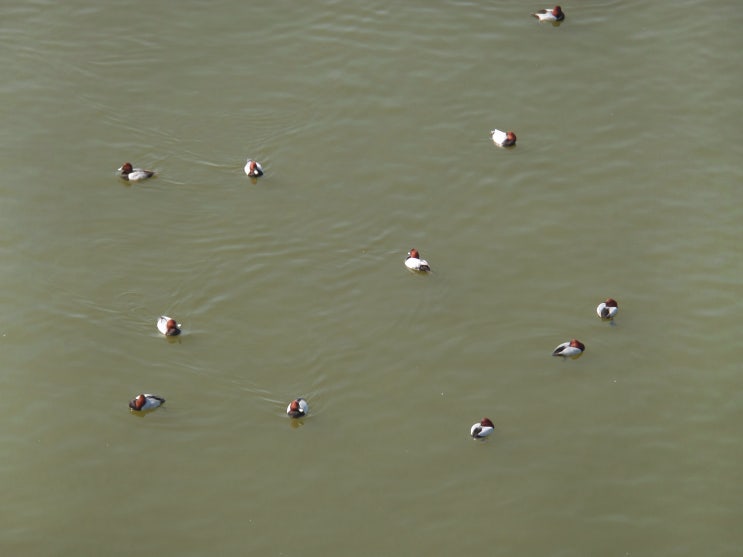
[405,257,430,272]
[490,129,517,147]
[127,169,153,181]
[491,129,506,145]
[470,419,495,439]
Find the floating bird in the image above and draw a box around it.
[490,129,517,147]
[405,248,431,272]
[597,298,619,320]
[531,5,565,23]
[157,316,181,336]
[286,398,309,418]
[552,339,585,358]
[118,162,155,182]
[129,393,166,412]
[244,159,264,178]
[470,418,495,439]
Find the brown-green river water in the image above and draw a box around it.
[1,1,741,555]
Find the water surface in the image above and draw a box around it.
[1,1,742,555]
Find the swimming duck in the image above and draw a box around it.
[490,129,517,147]
[118,162,155,182]
[129,393,166,412]
[405,248,431,272]
[531,6,565,22]
[470,418,495,439]
[597,298,619,320]
[244,159,264,178]
[286,398,309,418]
[552,339,585,358]
[157,316,181,336]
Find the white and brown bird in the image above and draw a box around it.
[597,298,619,320]
[470,418,495,439]
[405,248,431,272]
[286,398,309,418]
[531,6,565,23]
[157,316,181,336]
[129,393,166,412]
[552,339,585,359]
[244,159,264,178]
[118,162,155,182]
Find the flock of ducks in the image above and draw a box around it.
[124,5,608,441]
[471,296,619,438]
[410,238,618,439]
[132,285,619,440]
[117,157,265,182]
[120,158,293,416]
[488,6,565,149]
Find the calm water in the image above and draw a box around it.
[1,1,742,555]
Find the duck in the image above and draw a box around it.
[156,316,181,336]
[552,338,585,358]
[490,129,517,147]
[129,393,166,412]
[118,162,155,182]
[597,298,619,320]
[405,248,431,272]
[470,418,495,439]
[244,159,264,178]
[286,398,309,418]
[531,5,565,22]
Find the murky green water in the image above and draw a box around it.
[1,1,741,555]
